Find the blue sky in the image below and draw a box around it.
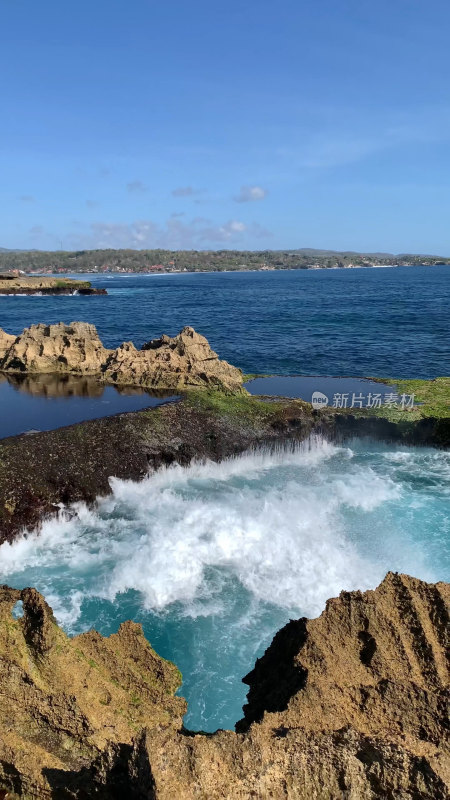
[1,0,450,253]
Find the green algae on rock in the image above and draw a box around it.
[0,387,449,543]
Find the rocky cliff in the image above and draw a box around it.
[0,573,447,799]
[0,585,184,800]
[0,323,243,390]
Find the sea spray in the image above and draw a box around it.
[0,435,448,730]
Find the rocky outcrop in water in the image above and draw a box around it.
[0,277,106,295]
[102,326,243,389]
[0,322,243,390]
[0,573,447,798]
[0,323,107,375]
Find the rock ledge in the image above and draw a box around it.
[0,572,447,799]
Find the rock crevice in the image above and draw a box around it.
[0,573,447,798]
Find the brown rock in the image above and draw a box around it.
[0,573,447,798]
[0,322,243,390]
[0,277,106,295]
[126,572,449,799]
[0,322,108,375]
[0,585,184,799]
[103,326,243,390]
[0,329,15,360]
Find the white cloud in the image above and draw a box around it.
[234,185,268,203]
[66,216,271,250]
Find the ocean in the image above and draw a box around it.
[1,265,449,378]
[0,266,449,732]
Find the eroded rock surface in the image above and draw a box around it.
[0,322,243,390]
[103,326,243,389]
[0,323,108,375]
[0,585,184,799]
[0,573,447,799]
[0,329,16,360]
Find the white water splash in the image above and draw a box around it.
[1,434,448,730]
[1,434,443,630]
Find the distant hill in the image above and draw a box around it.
[0,247,448,274]
[289,248,447,259]
[0,247,38,253]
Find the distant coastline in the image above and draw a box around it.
[65,263,445,279]
[0,247,449,277]
[1,263,445,280]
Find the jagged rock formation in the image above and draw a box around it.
[0,323,107,375]
[102,326,243,389]
[0,585,184,799]
[0,323,243,390]
[0,573,447,799]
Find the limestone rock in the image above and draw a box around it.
[0,322,109,375]
[102,326,243,390]
[0,573,447,798]
[0,585,184,799]
[126,572,449,799]
[0,328,15,360]
[0,322,243,390]
[0,276,106,295]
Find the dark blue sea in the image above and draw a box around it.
[1,265,449,378]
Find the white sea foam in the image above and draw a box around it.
[0,434,438,633]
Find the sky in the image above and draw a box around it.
[1,0,450,253]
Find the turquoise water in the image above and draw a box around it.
[1,266,449,378]
[0,436,448,732]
